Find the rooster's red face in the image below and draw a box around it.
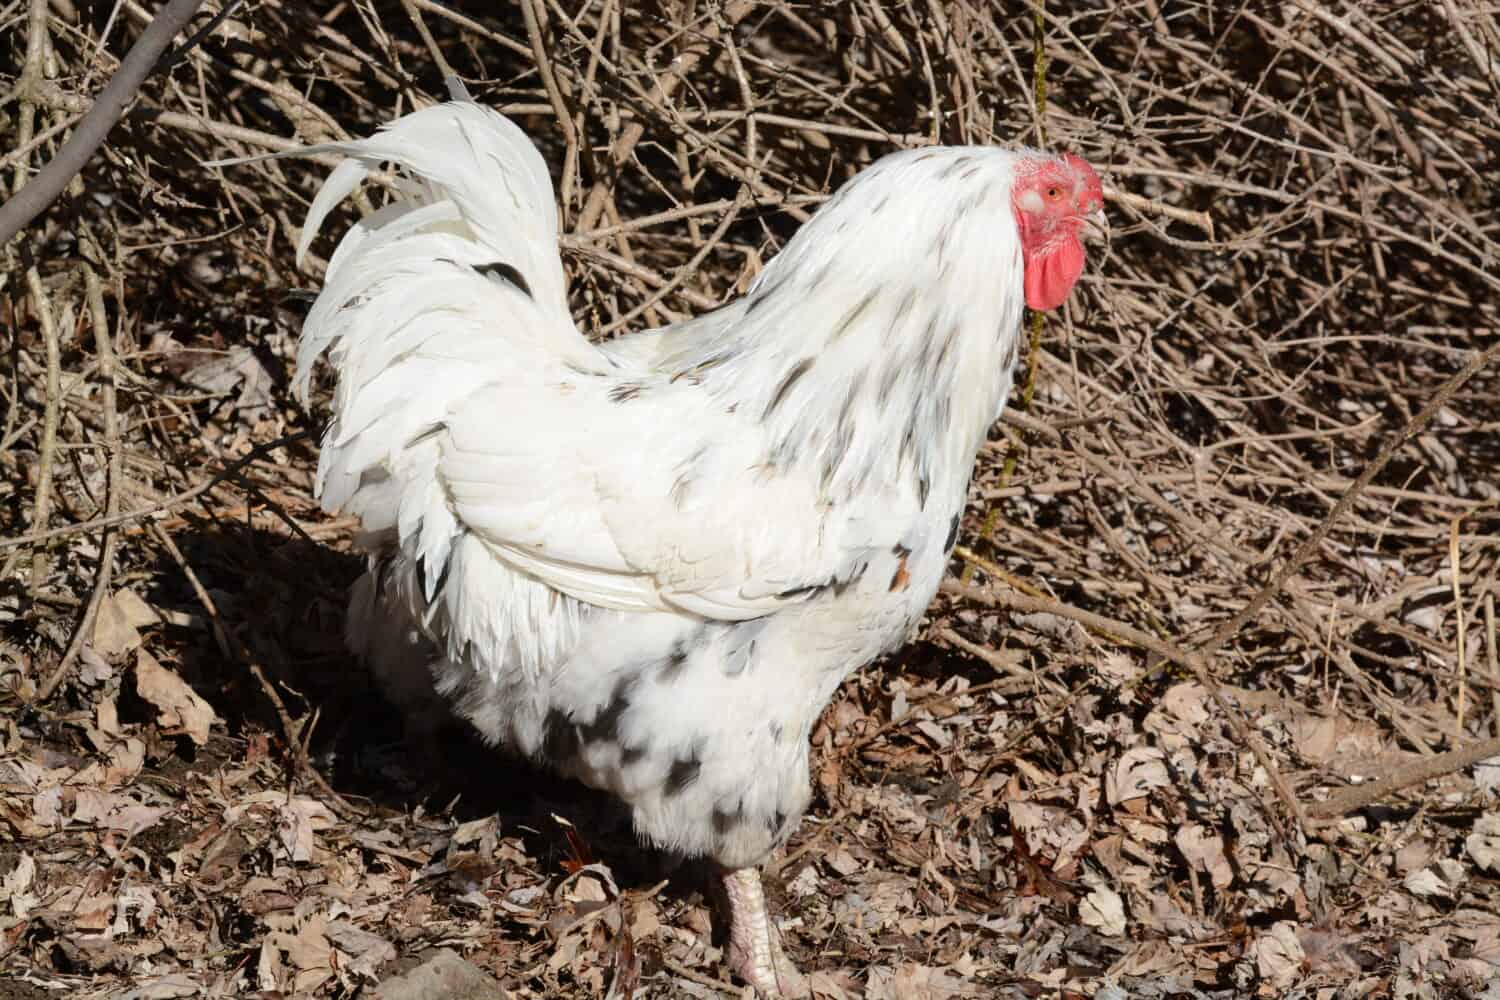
[1011,153,1106,312]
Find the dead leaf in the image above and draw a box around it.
[1474,758,1500,796]
[1160,682,1210,725]
[628,897,662,941]
[808,969,856,1000]
[31,786,67,828]
[112,973,204,999]
[866,962,981,999]
[1395,838,1434,876]
[825,847,861,877]
[1403,867,1450,898]
[265,913,334,994]
[1175,823,1233,889]
[326,919,396,982]
[135,650,215,745]
[1008,833,1077,905]
[184,345,275,415]
[72,788,167,836]
[787,864,821,898]
[1115,939,1194,978]
[1466,813,1500,873]
[276,796,337,863]
[77,644,114,686]
[1107,747,1169,806]
[1078,885,1127,937]
[2,853,37,918]
[92,589,160,659]
[1096,650,1139,687]
[1250,920,1306,990]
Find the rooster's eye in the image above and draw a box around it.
[1045,186,1063,202]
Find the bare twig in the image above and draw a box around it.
[21,266,61,596]
[521,0,578,213]
[4,2,1499,986]
[0,431,313,552]
[1197,340,1500,660]
[574,0,757,233]
[1309,734,1500,820]
[148,521,361,820]
[1103,184,1214,240]
[400,0,455,82]
[8,0,52,199]
[596,186,748,336]
[0,0,207,245]
[37,261,121,701]
[942,576,1308,838]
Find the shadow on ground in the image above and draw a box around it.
[144,519,708,900]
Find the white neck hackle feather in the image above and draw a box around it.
[654,146,1031,509]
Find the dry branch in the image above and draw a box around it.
[0,0,207,245]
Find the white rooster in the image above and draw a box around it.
[248,85,1103,996]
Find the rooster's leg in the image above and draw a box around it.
[719,866,809,998]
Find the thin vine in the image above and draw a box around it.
[975,0,1049,560]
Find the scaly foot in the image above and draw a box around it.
[719,866,810,998]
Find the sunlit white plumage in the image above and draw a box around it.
[263,87,1103,997]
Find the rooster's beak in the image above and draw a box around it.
[1079,207,1110,246]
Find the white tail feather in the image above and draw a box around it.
[231,100,603,683]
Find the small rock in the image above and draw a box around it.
[373,949,508,1000]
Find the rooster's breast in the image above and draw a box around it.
[435,495,960,869]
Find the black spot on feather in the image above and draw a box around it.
[889,545,912,592]
[657,637,692,682]
[712,802,745,835]
[665,753,702,796]
[898,419,917,472]
[357,465,391,492]
[944,513,961,553]
[934,323,960,373]
[610,381,646,403]
[937,154,974,180]
[474,261,532,298]
[776,583,823,600]
[579,675,636,743]
[877,363,903,406]
[835,372,865,435]
[405,422,446,449]
[763,358,814,418]
[672,352,728,384]
[892,286,917,325]
[414,549,452,607]
[830,290,878,342]
[805,258,836,291]
[934,394,952,437]
[831,561,868,597]
[541,708,579,761]
[745,274,790,315]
